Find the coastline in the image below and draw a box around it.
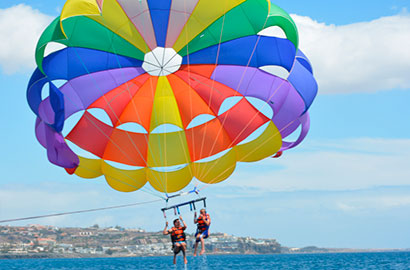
[2,249,410,260]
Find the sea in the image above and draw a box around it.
[1,252,410,270]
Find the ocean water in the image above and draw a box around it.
[1,252,410,270]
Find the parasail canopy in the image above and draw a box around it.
[27,0,318,195]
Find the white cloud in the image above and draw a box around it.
[1,3,409,97]
[0,5,52,74]
[292,12,410,93]
[218,138,410,192]
[336,195,410,212]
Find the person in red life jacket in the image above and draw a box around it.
[193,209,211,256]
[163,215,188,264]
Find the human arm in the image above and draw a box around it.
[163,221,169,235]
[194,212,198,224]
[180,216,187,229]
[204,214,211,226]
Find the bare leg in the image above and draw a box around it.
[194,236,200,256]
[200,237,205,255]
[173,244,181,264]
[182,243,188,264]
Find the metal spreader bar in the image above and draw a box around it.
[161,197,207,216]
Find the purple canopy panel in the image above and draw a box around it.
[210,65,290,116]
[35,117,79,168]
[38,98,55,125]
[37,67,145,124]
[35,118,48,148]
[45,124,79,168]
[63,67,145,119]
[281,112,310,151]
[210,65,306,136]
[35,67,145,169]
[272,88,305,138]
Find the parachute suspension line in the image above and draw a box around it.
[196,2,229,178]
[87,16,168,196]
[70,8,167,196]
[194,79,293,190]
[183,0,196,166]
[196,68,296,187]
[162,198,169,221]
[45,80,162,199]
[53,71,166,199]
[165,186,199,202]
[150,0,198,197]
[195,12,289,185]
[72,161,166,200]
[58,27,167,197]
[149,76,168,195]
[196,10,272,179]
[0,199,163,224]
[197,117,300,192]
[56,90,163,199]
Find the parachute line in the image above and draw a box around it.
[198,116,299,192]
[0,199,162,224]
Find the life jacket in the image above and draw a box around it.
[170,226,186,242]
[197,214,210,232]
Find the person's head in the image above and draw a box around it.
[200,209,206,215]
[173,218,180,227]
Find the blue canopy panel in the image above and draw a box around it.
[288,53,318,112]
[182,36,297,71]
[147,0,172,48]
[49,83,65,132]
[27,47,143,125]
[296,50,313,74]
[41,47,143,80]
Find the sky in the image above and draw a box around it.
[0,0,410,249]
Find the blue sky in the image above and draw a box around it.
[0,0,410,249]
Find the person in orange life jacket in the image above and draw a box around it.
[163,215,188,264]
[193,209,211,256]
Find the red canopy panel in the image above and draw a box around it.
[66,111,113,158]
[167,74,215,128]
[89,74,151,127]
[185,118,232,162]
[66,112,148,166]
[175,70,242,115]
[103,128,148,166]
[179,64,216,79]
[116,76,158,131]
[218,98,270,146]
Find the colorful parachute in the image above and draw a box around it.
[27,0,317,195]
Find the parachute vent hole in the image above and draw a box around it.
[117,122,148,134]
[283,124,302,142]
[186,114,216,129]
[66,140,100,159]
[151,164,189,173]
[237,122,270,146]
[151,124,183,134]
[195,149,232,163]
[258,26,287,39]
[245,97,274,119]
[260,65,290,80]
[218,96,243,116]
[51,80,68,88]
[63,110,85,137]
[44,42,67,57]
[87,108,113,127]
[41,83,49,101]
[104,160,143,170]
